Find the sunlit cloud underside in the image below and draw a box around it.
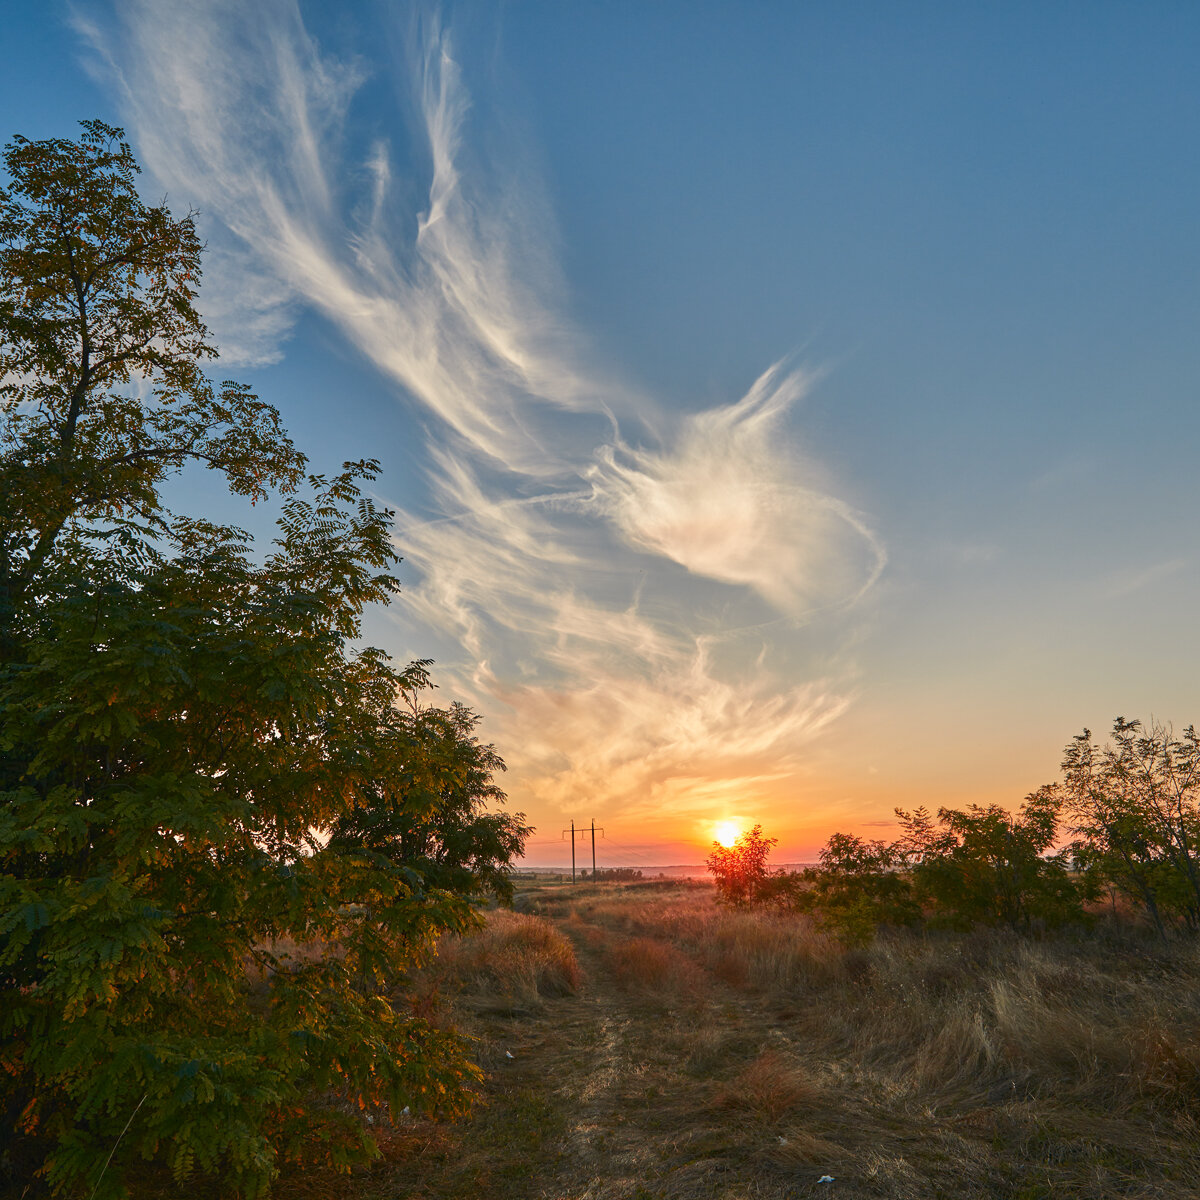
[80,0,885,842]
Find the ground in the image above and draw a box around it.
[272,880,1200,1200]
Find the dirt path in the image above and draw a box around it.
[372,912,837,1200]
[271,890,1200,1200]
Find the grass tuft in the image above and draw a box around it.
[607,935,706,999]
[712,1048,823,1123]
[430,909,582,1012]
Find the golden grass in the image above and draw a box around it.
[606,934,707,999]
[424,908,582,1012]
[260,881,1200,1200]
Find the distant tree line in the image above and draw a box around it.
[580,867,643,881]
[707,719,1200,945]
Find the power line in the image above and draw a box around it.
[598,833,663,868]
[520,829,678,876]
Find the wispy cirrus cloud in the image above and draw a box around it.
[595,362,885,614]
[77,0,885,846]
[1104,557,1187,599]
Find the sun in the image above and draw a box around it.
[713,821,742,848]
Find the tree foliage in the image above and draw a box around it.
[1062,718,1200,938]
[0,122,527,1197]
[0,121,303,650]
[897,791,1082,931]
[327,698,532,906]
[705,825,777,907]
[794,833,920,944]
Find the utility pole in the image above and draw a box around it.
[563,820,604,883]
[562,820,576,883]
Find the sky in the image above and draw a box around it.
[4,2,1200,868]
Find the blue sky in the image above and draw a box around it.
[5,2,1200,865]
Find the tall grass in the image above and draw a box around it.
[561,885,844,989]
[543,881,1200,1123]
[606,934,707,999]
[425,909,581,1012]
[269,882,1200,1200]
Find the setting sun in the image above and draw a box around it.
[713,821,742,848]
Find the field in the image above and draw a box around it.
[267,879,1200,1200]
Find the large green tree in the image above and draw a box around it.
[0,121,303,652]
[328,699,532,906]
[0,123,527,1197]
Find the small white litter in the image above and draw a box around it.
[817,1177,834,1185]
[401,1106,410,1116]
[777,1136,788,1145]
[505,1050,514,1059]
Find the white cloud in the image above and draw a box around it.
[79,0,885,829]
[593,361,885,614]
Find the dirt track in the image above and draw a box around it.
[273,889,1200,1200]
[353,907,865,1200]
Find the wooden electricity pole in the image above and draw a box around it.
[563,820,603,883]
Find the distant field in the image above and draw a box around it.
[268,880,1200,1200]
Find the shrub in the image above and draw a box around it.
[706,825,777,906]
[900,790,1085,932]
[433,911,581,1009]
[794,833,920,945]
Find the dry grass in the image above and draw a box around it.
[422,908,582,1013]
[712,1048,824,1122]
[542,881,847,991]
[606,934,707,1000]
[262,881,1200,1200]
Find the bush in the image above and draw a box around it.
[784,792,1084,942]
[900,791,1085,932]
[706,825,777,907]
[432,911,581,1008]
[794,833,921,945]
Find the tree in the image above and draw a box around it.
[327,698,531,906]
[706,825,777,906]
[794,833,920,944]
[0,121,304,654]
[1062,719,1200,938]
[898,790,1083,931]
[0,123,526,1197]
